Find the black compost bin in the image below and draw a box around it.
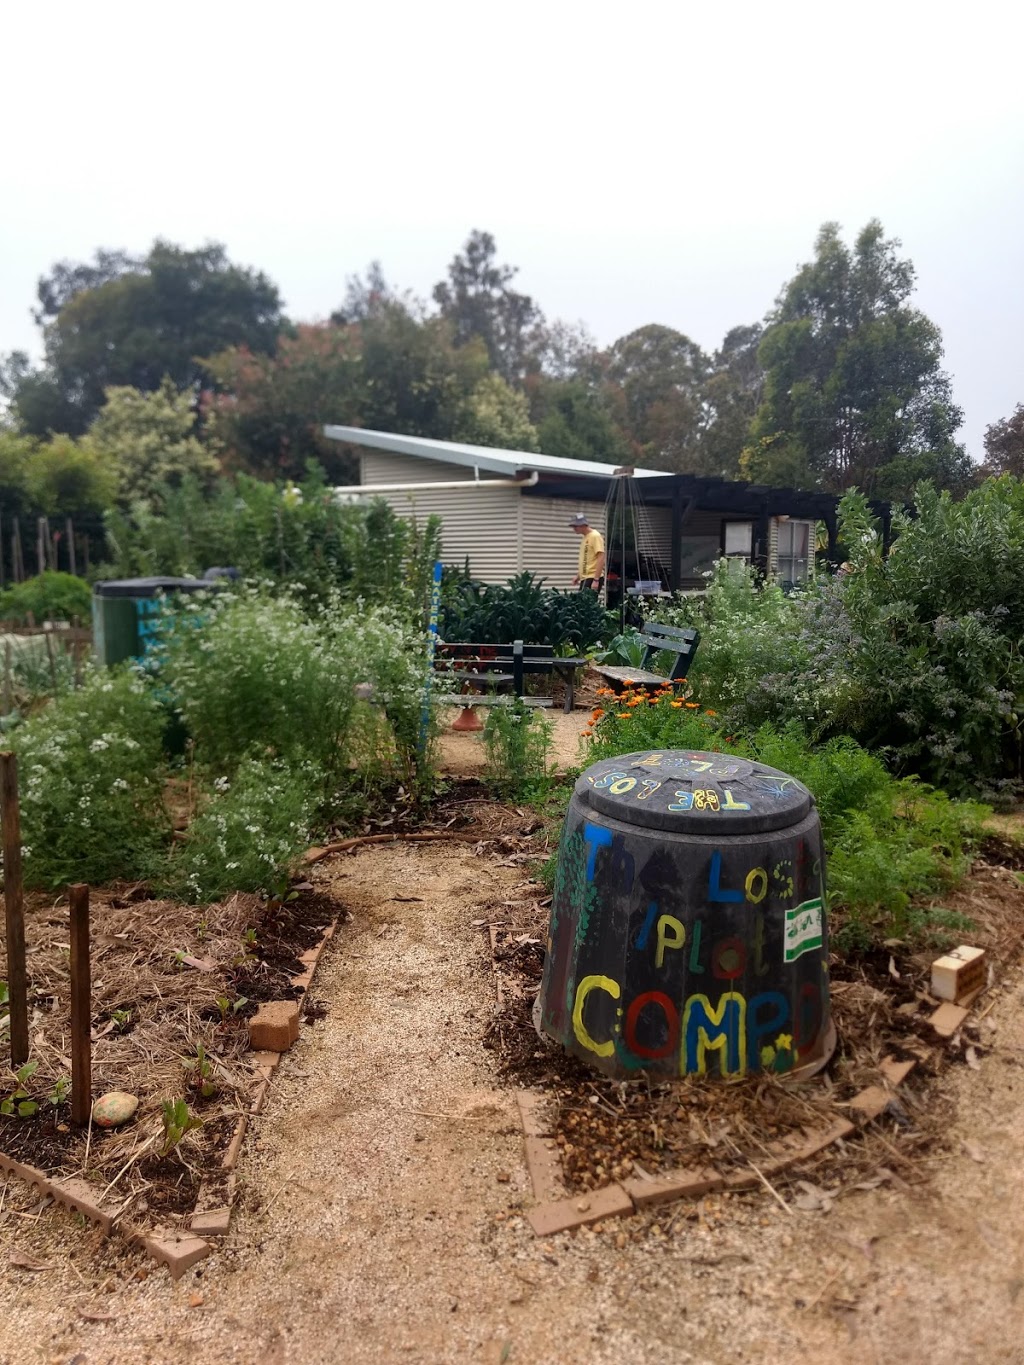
[92,577,211,667]
[537,749,834,1080]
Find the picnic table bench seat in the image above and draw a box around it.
[594,623,700,692]
[434,641,587,712]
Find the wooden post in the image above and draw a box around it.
[66,517,76,577]
[44,629,58,694]
[36,518,45,577]
[12,517,23,584]
[3,640,11,715]
[0,751,29,1066]
[69,883,91,1125]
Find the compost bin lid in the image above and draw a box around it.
[577,749,813,835]
[93,578,212,597]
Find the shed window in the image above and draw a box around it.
[777,519,812,585]
[723,521,753,558]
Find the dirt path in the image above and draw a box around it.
[2,840,1023,1364]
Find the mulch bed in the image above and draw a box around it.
[482,831,1024,1199]
[0,882,341,1229]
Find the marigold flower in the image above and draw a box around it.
[705,709,717,716]
[671,700,683,708]
[617,713,630,720]
[685,702,699,709]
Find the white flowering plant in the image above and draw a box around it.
[5,669,171,888]
[163,755,321,903]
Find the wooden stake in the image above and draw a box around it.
[66,517,76,577]
[69,883,92,1125]
[0,751,29,1066]
[12,517,23,584]
[3,640,11,715]
[36,518,45,577]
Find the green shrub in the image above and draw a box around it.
[164,756,319,902]
[0,572,92,627]
[6,669,170,888]
[483,698,554,800]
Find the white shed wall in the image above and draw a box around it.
[520,497,609,590]
[360,452,475,484]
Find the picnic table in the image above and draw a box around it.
[433,641,588,713]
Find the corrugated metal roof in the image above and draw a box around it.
[323,425,665,480]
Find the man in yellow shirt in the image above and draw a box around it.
[569,514,605,592]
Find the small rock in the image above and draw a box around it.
[575,1199,591,1213]
[496,1171,511,1184]
[92,1092,139,1128]
[188,1292,204,1308]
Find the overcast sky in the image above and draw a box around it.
[3,0,1021,459]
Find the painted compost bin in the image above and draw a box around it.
[537,750,835,1080]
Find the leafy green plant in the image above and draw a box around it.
[215,995,249,1024]
[159,1098,203,1155]
[1,1062,40,1117]
[593,630,647,668]
[48,1076,71,1108]
[483,698,554,800]
[441,572,606,650]
[0,572,92,626]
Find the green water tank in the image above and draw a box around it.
[92,578,210,667]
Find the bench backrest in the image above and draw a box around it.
[437,641,554,663]
[639,624,700,680]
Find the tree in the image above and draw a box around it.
[433,231,543,383]
[604,324,709,470]
[531,377,630,465]
[87,379,218,506]
[981,404,1024,478]
[454,374,539,451]
[696,324,764,478]
[750,221,970,496]
[22,435,117,521]
[8,241,283,436]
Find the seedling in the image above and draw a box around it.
[2,1062,40,1117]
[182,1043,218,1099]
[215,995,249,1025]
[110,1008,132,1033]
[159,1098,203,1155]
[48,1076,71,1108]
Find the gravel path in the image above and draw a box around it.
[1,840,1022,1364]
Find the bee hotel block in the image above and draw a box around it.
[931,945,986,1003]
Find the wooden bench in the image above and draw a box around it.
[593,623,700,692]
[434,641,587,713]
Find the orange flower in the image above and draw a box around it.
[685,702,699,709]
[705,709,717,717]
[671,700,683,708]
[623,679,635,686]
[648,696,658,704]
[617,712,630,720]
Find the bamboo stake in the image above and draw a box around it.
[0,751,29,1066]
[69,883,92,1126]
[66,517,76,576]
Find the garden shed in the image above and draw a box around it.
[324,426,883,591]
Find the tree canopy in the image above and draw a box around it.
[746,221,970,497]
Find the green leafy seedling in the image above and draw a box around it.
[159,1098,203,1156]
[182,1043,218,1099]
[1,1061,40,1117]
[48,1076,71,1107]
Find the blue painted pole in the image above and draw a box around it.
[417,561,444,763]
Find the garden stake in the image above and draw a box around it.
[3,640,11,715]
[66,516,76,576]
[69,883,92,1125]
[0,751,29,1066]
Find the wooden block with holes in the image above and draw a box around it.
[931,945,986,1004]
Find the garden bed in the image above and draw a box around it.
[0,881,341,1232]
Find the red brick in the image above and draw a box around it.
[622,1167,723,1208]
[515,1089,554,1138]
[140,1228,211,1280]
[250,1050,282,1078]
[248,1001,300,1051]
[190,1208,231,1237]
[49,1176,115,1235]
[523,1136,565,1203]
[850,1086,891,1120]
[930,1001,970,1038]
[527,1182,634,1236]
[880,1056,917,1087]
[221,1115,248,1172]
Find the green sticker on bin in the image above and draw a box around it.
[784,897,823,962]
